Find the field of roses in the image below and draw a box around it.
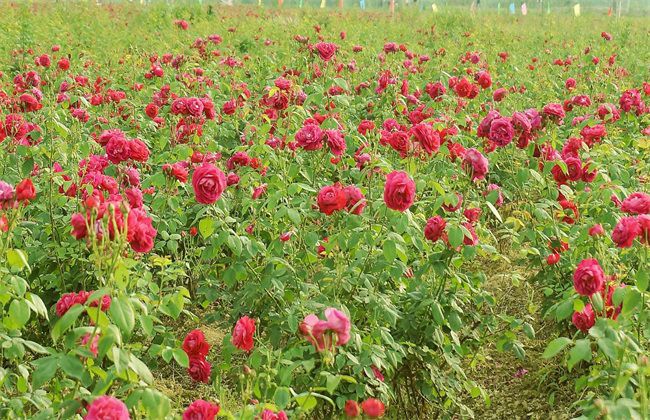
[0,2,649,419]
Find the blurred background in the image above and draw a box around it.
[93,0,650,16]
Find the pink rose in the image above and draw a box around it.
[80,333,99,357]
[324,307,351,346]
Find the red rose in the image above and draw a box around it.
[488,118,514,147]
[231,315,255,352]
[621,192,650,215]
[315,42,337,61]
[343,185,366,215]
[411,123,440,155]
[222,99,237,115]
[453,77,473,98]
[462,148,489,181]
[296,123,324,151]
[186,98,204,117]
[71,213,88,239]
[493,88,507,102]
[588,224,605,236]
[638,215,650,244]
[183,329,210,358]
[126,208,156,253]
[611,216,641,248]
[344,400,360,418]
[56,292,78,317]
[325,129,346,156]
[183,400,220,420]
[572,304,595,333]
[15,179,36,203]
[573,259,605,296]
[360,398,385,418]
[383,171,415,212]
[463,207,481,224]
[105,135,131,164]
[546,253,560,265]
[171,98,188,115]
[145,103,158,119]
[188,357,212,383]
[317,185,347,215]
[192,164,226,205]
[424,216,446,242]
[128,139,150,162]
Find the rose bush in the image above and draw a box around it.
[0,3,648,420]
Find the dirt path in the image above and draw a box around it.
[465,270,576,419]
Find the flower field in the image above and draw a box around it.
[0,3,649,419]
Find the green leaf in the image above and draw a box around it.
[140,388,171,418]
[273,387,292,409]
[542,337,572,359]
[287,208,301,225]
[621,289,641,317]
[432,302,444,325]
[109,296,135,337]
[556,299,574,320]
[23,340,48,354]
[6,249,29,271]
[129,354,154,384]
[198,217,215,238]
[635,268,648,292]
[172,348,189,368]
[383,240,396,262]
[31,355,59,388]
[448,226,464,248]
[597,338,618,361]
[568,339,592,371]
[52,305,85,341]
[60,355,84,380]
[294,394,319,411]
[227,235,242,256]
[326,374,341,394]
[4,299,31,330]
[522,323,535,339]
[485,201,502,223]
